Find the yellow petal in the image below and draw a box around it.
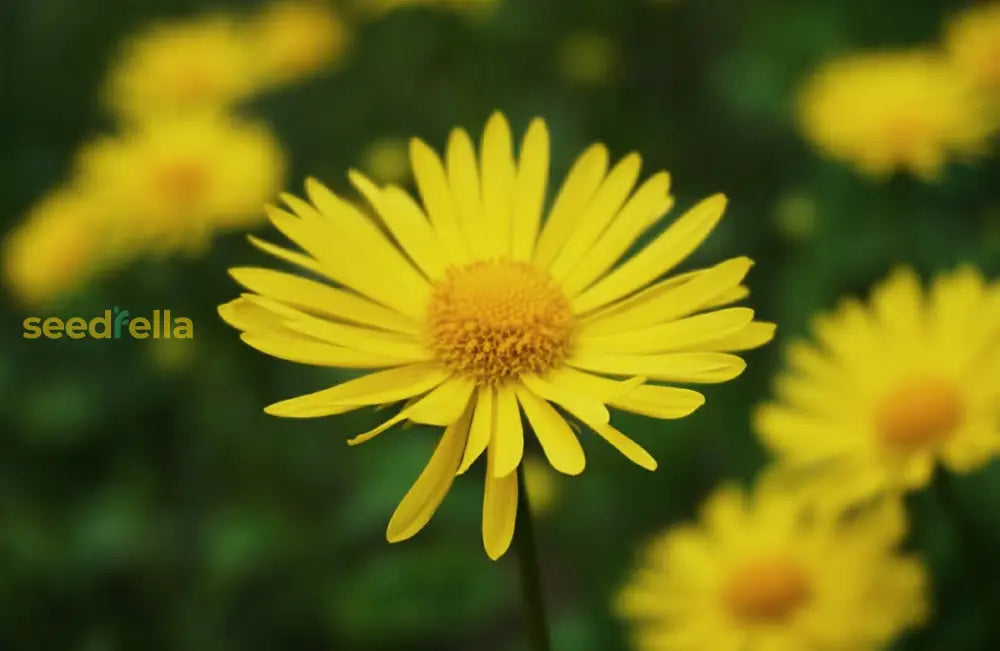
[589,420,658,470]
[480,111,516,257]
[264,205,426,317]
[239,294,429,360]
[458,386,494,474]
[229,266,418,334]
[386,400,474,542]
[303,178,431,299]
[533,143,609,268]
[482,442,518,560]
[511,118,550,261]
[264,363,450,417]
[543,367,703,419]
[519,373,610,424]
[247,234,324,277]
[409,137,468,262]
[493,383,524,477]
[572,193,727,314]
[447,128,487,256]
[406,376,476,425]
[579,257,753,336]
[350,170,451,278]
[240,332,404,369]
[560,172,673,297]
[577,307,755,354]
[515,386,585,475]
[694,321,776,352]
[548,152,642,281]
[567,351,747,383]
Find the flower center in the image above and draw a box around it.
[155,162,208,205]
[723,555,810,624]
[875,378,963,451]
[427,259,574,385]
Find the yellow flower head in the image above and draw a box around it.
[76,113,286,255]
[219,112,774,559]
[104,15,258,120]
[4,189,107,305]
[250,1,350,86]
[617,483,927,650]
[756,267,1000,507]
[796,50,996,179]
[945,2,1000,96]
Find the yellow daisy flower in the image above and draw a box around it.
[75,112,286,255]
[4,189,108,305]
[796,50,996,179]
[249,1,350,87]
[104,15,258,120]
[756,267,1000,507]
[617,482,927,650]
[220,112,774,559]
[945,2,1000,97]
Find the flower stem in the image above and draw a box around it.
[931,468,999,643]
[515,463,552,651]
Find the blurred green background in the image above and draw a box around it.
[2,0,999,649]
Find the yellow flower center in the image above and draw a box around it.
[155,162,208,205]
[427,259,574,385]
[875,378,963,451]
[723,556,811,623]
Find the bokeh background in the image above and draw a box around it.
[2,0,998,649]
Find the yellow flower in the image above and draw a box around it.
[756,267,1000,508]
[75,112,286,255]
[3,189,108,305]
[359,137,411,184]
[104,15,258,120]
[219,112,773,559]
[945,2,1000,97]
[796,50,996,179]
[617,482,927,650]
[250,1,350,86]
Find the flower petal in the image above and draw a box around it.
[409,137,468,263]
[577,307,755,354]
[515,386,586,475]
[458,386,494,474]
[492,383,524,477]
[386,399,474,542]
[567,351,747,383]
[511,118,549,261]
[572,193,727,314]
[480,112,516,257]
[263,363,450,417]
[482,443,518,560]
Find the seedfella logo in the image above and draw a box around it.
[23,307,194,340]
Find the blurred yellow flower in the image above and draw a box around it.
[618,482,927,650]
[556,31,620,87]
[4,189,108,305]
[796,50,996,179]
[756,267,1000,507]
[945,2,1000,97]
[359,137,411,184]
[76,113,286,254]
[104,15,258,120]
[220,111,774,559]
[250,1,350,86]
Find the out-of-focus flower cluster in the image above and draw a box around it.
[3,2,360,305]
[796,3,1000,180]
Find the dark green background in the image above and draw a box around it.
[2,0,999,649]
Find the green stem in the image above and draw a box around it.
[931,468,998,645]
[515,464,552,651]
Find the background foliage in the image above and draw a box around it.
[2,0,998,649]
